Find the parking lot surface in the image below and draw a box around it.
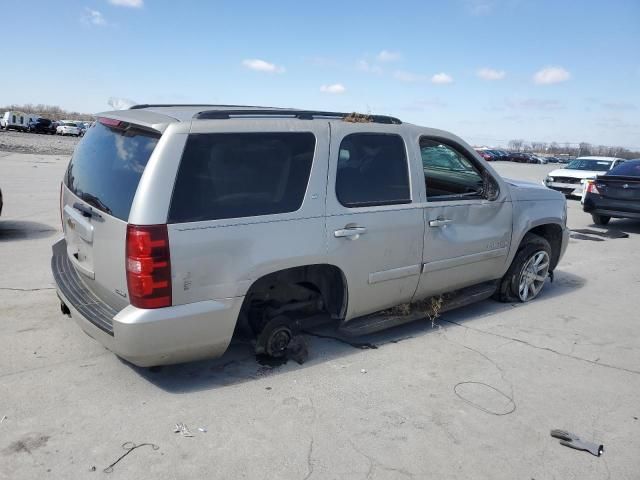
[1,152,639,479]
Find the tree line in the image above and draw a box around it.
[507,139,640,160]
[0,104,94,121]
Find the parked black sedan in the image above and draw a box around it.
[583,159,640,225]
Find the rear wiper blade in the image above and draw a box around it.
[78,193,112,216]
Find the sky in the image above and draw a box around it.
[1,0,639,148]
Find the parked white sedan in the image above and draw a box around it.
[56,122,81,136]
[544,156,626,197]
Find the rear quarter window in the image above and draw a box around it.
[168,132,316,223]
[65,121,160,220]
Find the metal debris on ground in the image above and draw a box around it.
[174,423,195,437]
[103,442,160,473]
[198,427,207,433]
[550,429,604,457]
[0,415,7,423]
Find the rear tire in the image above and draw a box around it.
[494,233,552,303]
[592,214,610,226]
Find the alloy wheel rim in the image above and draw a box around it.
[518,250,550,302]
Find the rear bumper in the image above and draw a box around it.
[51,238,243,366]
[583,195,640,219]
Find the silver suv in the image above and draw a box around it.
[52,105,569,366]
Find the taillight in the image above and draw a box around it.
[586,181,600,195]
[126,224,172,309]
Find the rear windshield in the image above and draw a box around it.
[169,132,315,223]
[64,120,160,220]
[607,160,640,177]
[566,159,612,171]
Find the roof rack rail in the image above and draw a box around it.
[193,109,402,125]
[128,103,265,110]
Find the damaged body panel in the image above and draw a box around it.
[51,104,569,366]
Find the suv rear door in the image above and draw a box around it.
[326,123,424,320]
[61,118,162,311]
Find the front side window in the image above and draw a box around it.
[421,138,488,200]
[169,132,316,223]
[336,133,410,208]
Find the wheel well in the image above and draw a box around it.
[237,265,347,336]
[526,224,563,270]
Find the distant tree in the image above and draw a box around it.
[531,142,547,153]
[578,142,592,156]
[508,139,524,152]
[0,104,93,121]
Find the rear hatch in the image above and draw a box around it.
[61,118,161,310]
[595,175,640,201]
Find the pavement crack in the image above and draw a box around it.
[302,437,315,480]
[348,439,414,479]
[441,319,640,376]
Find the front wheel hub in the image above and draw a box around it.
[518,250,550,302]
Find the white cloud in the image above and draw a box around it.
[431,73,454,85]
[465,0,495,15]
[477,67,505,80]
[533,66,570,85]
[376,50,401,62]
[109,0,143,7]
[506,98,563,110]
[320,84,346,94]
[601,101,636,111]
[83,8,107,26]
[356,59,383,74]
[242,59,285,74]
[108,97,137,110]
[393,70,427,82]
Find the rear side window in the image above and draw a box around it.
[608,160,640,176]
[336,133,410,207]
[65,120,160,220]
[168,132,316,223]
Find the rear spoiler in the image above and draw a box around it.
[94,109,177,133]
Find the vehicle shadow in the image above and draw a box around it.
[0,220,57,242]
[587,219,640,235]
[134,269,586,394]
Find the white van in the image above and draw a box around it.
[1,111,29,131]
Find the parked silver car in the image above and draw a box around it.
[51,105,569,366]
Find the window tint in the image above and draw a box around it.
[336,133,410,207]
[421,138,486,200]
[566,159,612,171]
[65,121,160,220]
[169,132,315,223]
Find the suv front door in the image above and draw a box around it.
[413,136,513,300]
[326,123,424,320]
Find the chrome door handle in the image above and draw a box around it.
[429,218,453,228]
[334,227,367,239]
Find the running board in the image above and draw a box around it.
[338,281,498,337]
